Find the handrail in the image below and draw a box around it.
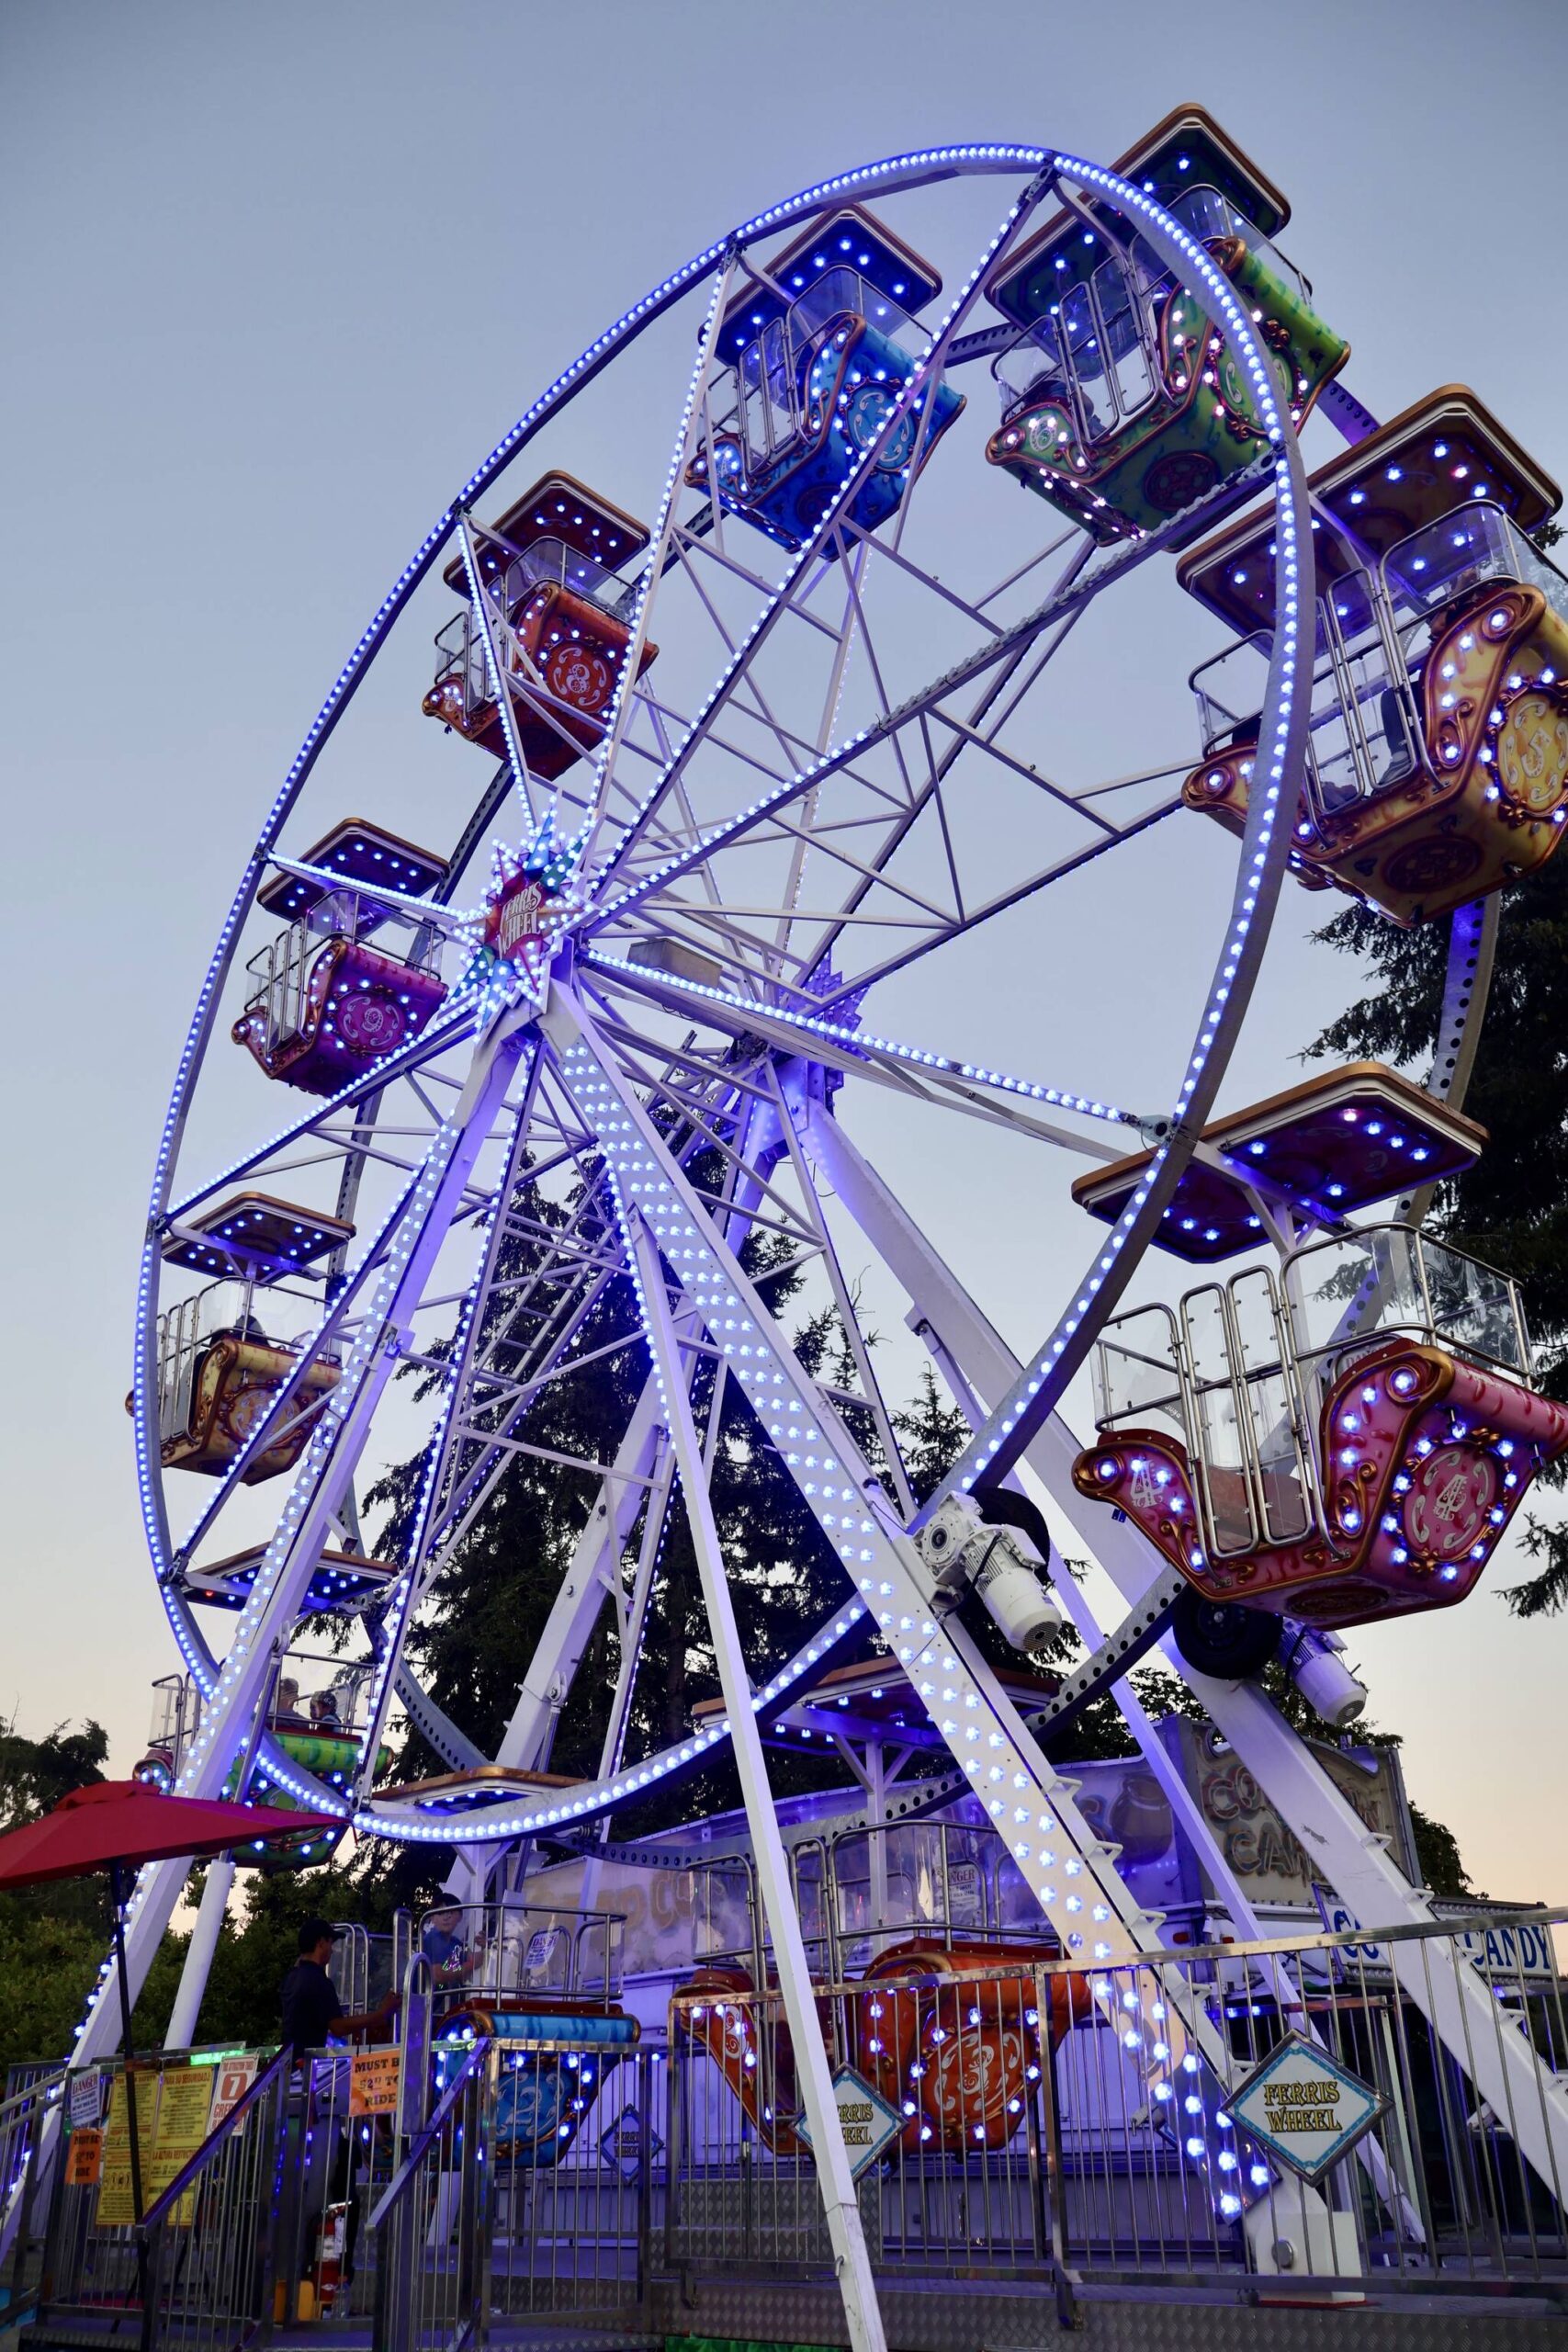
[0,2066,65,2126]
[135,2048,289,2234]
[367,2038,488,2233]
[668,1899,1567,2003]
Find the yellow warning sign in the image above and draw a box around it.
[348,2048,400,2117]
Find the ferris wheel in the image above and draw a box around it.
[90,113,1568,2303]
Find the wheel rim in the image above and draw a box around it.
[130,143,1316,1849]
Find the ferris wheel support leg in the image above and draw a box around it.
[164,1855,234,2050]
[83,1012,534,2062]
[549,988,1281,2235]
[800,1094,1568,2201]
[847,1178,1423,2245]
[624,1207,886,2352]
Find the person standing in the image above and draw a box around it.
[278,1917,398,2304]
[280,1917,398,2056]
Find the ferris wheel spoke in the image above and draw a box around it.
[355,1048,543,1645]
[581,947,1142,1155]
[152,1003,538,1846]
[475,1111,784,1798]
[594,179,1051,888]
[164,1120,476,1572]
[571,1016,828,1250]
[403,1040,739,1577]
[837,517,1007,640]
[667,517,846,644]
[590,456,1272,956]
[761,1061,917,1517]
[809,794,1184,1007]
[164,996,484,1225]
[579,256,741,864]
[482,1377,673,1781]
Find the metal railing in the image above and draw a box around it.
[666,1909,1568,2294]
[154,1279,341,1452]
[12,1905,1568,2340]
[415,1900,626,2018]
[28,2049,288,2346]
[241,891,442,1057]
[370,2040,488,2352]
[135,2049,290,2352]
[482,2037,655,2326]
[1189,502,1568,818]
[274,2044,401,2327]
[1092,1222,1534,1570]
[713,266,930,481]
[0,2064,65,2323]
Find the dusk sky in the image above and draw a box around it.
[4,0,1565,1908]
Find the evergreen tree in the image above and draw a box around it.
[1309,854,1568,1614]
[365,1149,887,1828]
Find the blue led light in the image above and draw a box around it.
[587,949,1133,1125]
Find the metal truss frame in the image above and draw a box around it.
[114,141,1546,2352]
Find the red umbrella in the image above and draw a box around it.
[0,1781,343,2225]
[0,1780,342,1885]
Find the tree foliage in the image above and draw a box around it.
[1310,853,1568,1614]
[364,1149,892,1834]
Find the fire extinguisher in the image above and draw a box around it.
[314,2201,349,2312]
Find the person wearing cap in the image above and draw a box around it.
[280,1917,399,2057]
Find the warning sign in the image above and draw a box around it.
[69,2072,102,2129]
[95,2067,215,2227]
[209,2054,260,2130]
[148,2066,217,2211]
[65,2127,104,2187]
[96,2071,160,2227]
[598,2103,662,2181]
[794,2065,904,2179]
[1230,2032,1385,2183]
[348,2049,400,2117]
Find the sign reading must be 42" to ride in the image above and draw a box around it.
[1229,2033,1386,2184]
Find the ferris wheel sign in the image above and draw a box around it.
[1228,2034,1385,2184]
[795,2066,905,2181]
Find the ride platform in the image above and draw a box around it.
[1072,1062,1485,1262]
[257,818,446,927]
[159,1192,355,1283]
[179,1543,400,1614]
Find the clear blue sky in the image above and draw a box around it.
[3,0,1564,1904]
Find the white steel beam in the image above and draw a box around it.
[80,1003,533,2059]
[799,1091,1568,2199]
[546,981,1279,2237]
[625,1205,886,2352]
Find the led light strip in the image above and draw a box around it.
[134,147,1053,1692]
[591,170,1047,885]
[586,948,1134,1125]
[578,263,735,864]
[922,154,1313,1510]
